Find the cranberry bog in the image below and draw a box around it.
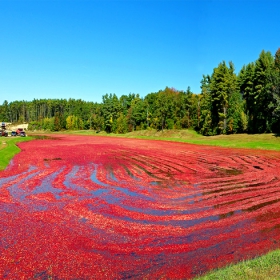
[1,135,280,279]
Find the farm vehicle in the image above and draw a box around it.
[1,122,8,137]
[16,128,23,135]
[1,130,8,137]
[0,123,26,137]
[11,128,26,137]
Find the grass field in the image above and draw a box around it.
[0,136,33,170]
[2,130,280,279]
[195,249,280,280]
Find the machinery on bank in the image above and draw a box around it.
[1,122,8,137]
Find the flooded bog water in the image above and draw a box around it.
[1,134,280,279]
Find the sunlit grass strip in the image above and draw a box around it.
[195,249,280,280]
[0,136,33,170]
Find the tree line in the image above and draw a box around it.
[0,48,279,135]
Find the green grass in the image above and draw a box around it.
[194,249,280,280]
[0,136,33,170]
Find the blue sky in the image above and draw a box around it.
[0,0,279,104]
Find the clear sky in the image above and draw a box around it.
[0,0,279,104]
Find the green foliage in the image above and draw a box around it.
[102,93,121,133]
[0,100,10,122]
[43,117,55,131]
[227,92,244,134]
[126,97,146,131]
[210,61,238,133]
[116,113,128,133]
[199,75,213,135]
[240,111,248,132]
[166,118,174,129]
[270,48,280,132]
[200,112,213,136]
[251,50,275,133]
[54,112,65,131]
[155,87,176,130]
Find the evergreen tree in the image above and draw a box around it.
[199,75,213,135]
[227,92,244,133]
[0,101,10,122]
[238,62,255,132]
[144,92,158,128]
[270,48,280,132]
[251,50,275,132]
[210,61,238,134]
[102,93,121,133]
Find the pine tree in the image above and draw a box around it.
[102,94,121,133]
[209,61,238,133]
[227,92,244,133]
[252,50,275,132]
[199,75,213,135]
[238,62,255,132]
[270,48,280,132]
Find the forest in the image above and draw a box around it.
[0,48,280,135]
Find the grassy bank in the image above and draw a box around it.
[195,249,280,280]
[0,136,33,170]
